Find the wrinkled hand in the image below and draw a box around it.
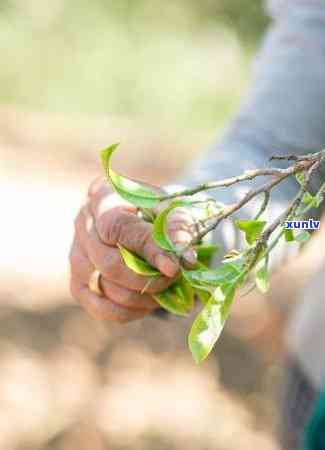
[69,177,197,322]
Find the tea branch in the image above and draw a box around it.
[159,149,325,203]
[171,149,325,245]
[100,144,325,363]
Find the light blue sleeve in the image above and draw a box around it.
[180,0,325,211]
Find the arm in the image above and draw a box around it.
[70,1,325,324]
[176,0,325,347]
[180,0,325,225]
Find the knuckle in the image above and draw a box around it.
[136,227,153,255]
[95,207,132,244]
[70,279,80,300]
[146,277,170,294]
[170,230,192,246]
[108,211,140,246]
[96,212,110,242]
[88,177,105,198]
[74,205,88,231]
[106,210,126,245]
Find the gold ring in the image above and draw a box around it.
[88,270,103,296]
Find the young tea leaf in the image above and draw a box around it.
[118,244,160,276]
[153,277,194,316]
[302,192,315,206]
[302,192,323,209]
[196,244,219,266]
[314,192,324,208]
[194,287,211,305]
[235,219,266,245]
[181,271,214,293]
[255,266,269,293]
[101,144,160,208]
[153,200,193,251]
[182,263,242,289]
[284,229,295,242]
[188,283,236,363]
[140,208,156,222]
[296,171,306,186]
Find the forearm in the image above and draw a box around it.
[180,0,325,206]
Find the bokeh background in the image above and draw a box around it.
[2,1,323,449]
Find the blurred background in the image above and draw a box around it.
[2,1,321,449]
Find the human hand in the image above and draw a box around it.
[69,178,197,322]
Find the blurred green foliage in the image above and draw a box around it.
[0,0,269,131]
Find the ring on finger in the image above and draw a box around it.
[89,269,104,296]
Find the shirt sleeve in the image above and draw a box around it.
[179,0,325,254]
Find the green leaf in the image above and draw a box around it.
[296,171,306,186]
[196,244,219,266]
[302,192,323,209]
[182,263,242,289]
[284,229,295,242]
[295,230,311,243]
[153,277,194,316]
[118,244,160,276]
[188,283,236,363]
[194,287,211,305]
[152,200,193,251]
[140,208,156,222]
[255,266,269,293]
[302,192,315,206]
[101,144,160,208]
[235,219,266,245]
[314,192,324,208]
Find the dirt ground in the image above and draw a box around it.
[2,107,324,450]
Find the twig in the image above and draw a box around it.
[159,166,302,201]
[160,150,325,203]
[269,154,299,161]
[163,153,324,246]
[262,158,323,241]
[245,156,325,269]
[270,149,325,162]
[255,191,270,220]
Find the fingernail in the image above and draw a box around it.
[155,254,179,277]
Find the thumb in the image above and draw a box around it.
[166,206,197,268]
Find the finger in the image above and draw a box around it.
[88,181,180,276]
[154,199,198,267]
[75,206,176,293]
[69,237,94,282]
[100,278,159,310]
[70,278,150,323]
[167,207,197,267]
[88,176,137,213]
[88,177,107,198]
[88,177,164,200]
[88,201,180,277]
